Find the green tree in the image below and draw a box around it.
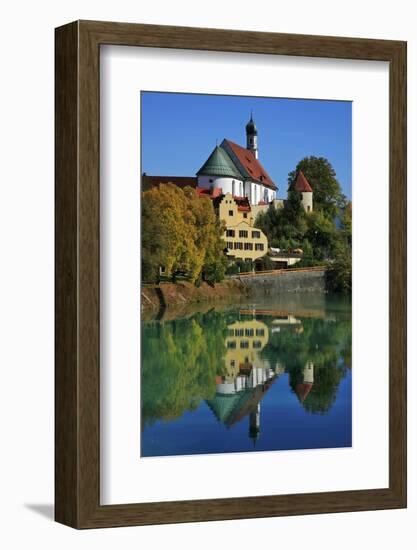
[339,200,352,247]
[326,251,352,294]
[305,210,339,260]
[326,201,352,292]
[288,156,347,219]
[262,313,351,414]
[256,157,352,289]
[255,201,307,250]
[141,311,227,425]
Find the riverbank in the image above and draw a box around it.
[142,267,327,314]
[141,279,250,312]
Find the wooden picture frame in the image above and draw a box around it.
[55,20,407,529]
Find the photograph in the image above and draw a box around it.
[140,92,352,457]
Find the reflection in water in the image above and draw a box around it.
[207,318,280,446]
[141,296,351,457]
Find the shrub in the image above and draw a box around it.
[255,255,276,271]
[225,263,239,276]
[235,259,253,273]
[325,252,352,293]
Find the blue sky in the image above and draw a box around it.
[141,92,352,199]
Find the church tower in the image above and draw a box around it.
[249,403,261,446]
[246,113,258,159]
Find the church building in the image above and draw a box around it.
[142,115,315,269]
[196,115,277,205]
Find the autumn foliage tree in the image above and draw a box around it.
[142,184,227,284]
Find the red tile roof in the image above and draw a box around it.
[222,140,276,190]
[294,171,313,193]
[196,187,223,198]
[233,196,251,212]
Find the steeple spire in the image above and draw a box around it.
[248,404,260,445]
[246,113,258,159]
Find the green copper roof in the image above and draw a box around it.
[206,390,253,425]
[197,146,242,179]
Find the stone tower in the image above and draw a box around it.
[294,170,314,213]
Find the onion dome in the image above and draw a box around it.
[245,115,258,136]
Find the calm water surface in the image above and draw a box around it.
[141,293,351,457]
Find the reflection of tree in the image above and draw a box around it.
[262,315,351,414]
[300,365,344,414]
[141,312,227,426]
[141,306,352,427]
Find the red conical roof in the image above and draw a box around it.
[295,383,313,403]
[294,171,313,193]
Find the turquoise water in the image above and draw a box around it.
[141,293,351,457]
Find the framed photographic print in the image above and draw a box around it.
[55,20,407,528]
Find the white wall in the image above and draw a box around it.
[266,187,275,202]
[1,1,415,549]
[247,181,274,204]
[301,191,313,212]
[198,175,243,195]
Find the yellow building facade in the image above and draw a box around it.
[217,193,268,262]
[224,319,270,381]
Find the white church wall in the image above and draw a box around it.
[197,175,243,195]
[251,182,256,204]
[246,182,276,205]
[267,188,276,202]
[197,176,275,204]
[243,181,251,200]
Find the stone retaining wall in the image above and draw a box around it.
[235,268,326,294]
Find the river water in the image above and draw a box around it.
[141,293,351,457]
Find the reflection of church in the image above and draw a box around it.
[206,318,284,445]
[206,315,315,445]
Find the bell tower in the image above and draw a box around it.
[246,113,258,159]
